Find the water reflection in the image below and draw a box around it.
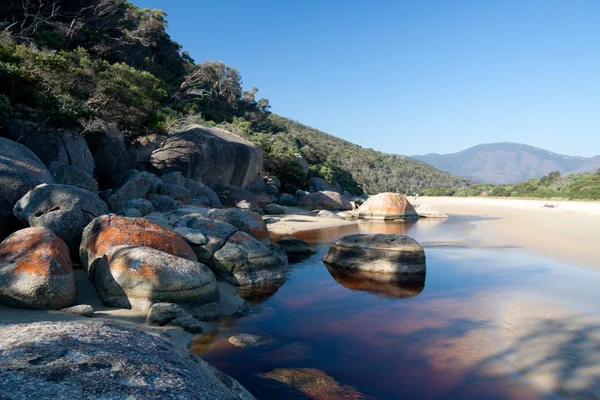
[325,264,426,299]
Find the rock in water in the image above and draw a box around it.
[0,227,75,310]
[276,236,316,263]
[357,192,419,220]
[95,246,220,319]
[211,231,285,288]
[414,203,448,218]
[150,124,263,188]
[299,191,353,211]
[228,334,268,348]
[322,233,426,275]
[80,215,197,280]
[0,137,54,240]
[13,184,108,256]
[0,321,256,400]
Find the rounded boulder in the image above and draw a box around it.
[357,193,419,220]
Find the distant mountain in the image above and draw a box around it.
[412,142,599,184]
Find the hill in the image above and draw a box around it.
[413,142,598,184]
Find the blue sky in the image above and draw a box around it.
[132,0,600,157]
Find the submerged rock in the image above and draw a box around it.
[0,321,256,400]
[357,192,419,220]
[228,334,269,348]
[322,233,426,275]
[0,227,75,310]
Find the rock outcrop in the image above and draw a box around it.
[0,227,75,309]
[13,184,108,255]
[211,231,285,287]
[95,246,220,318]
[322,233,426,275]
[150,124,263,188]
[0,137,54,240]
[0,321,256,400]
[80,215,197,280]
[276,236,316,263]
[357,192,419,220]
[84,123,134,189]
[299,191,353,211]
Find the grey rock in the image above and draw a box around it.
[277,236,316,263]
[246,176,267,193]
[299,191,353,211]
[0,227,75,310]
[150,124,263,188]
[0,321,256,400]
[264,203,285,215]
[127,133,166,167]
[309,177,339,193]
[294,154,309,175]
[146,302,186,326]
[122,198,154,216]
[117,208,143,218]
[236,200,256,211]
[160,171,186,187]
[148,194,180,212]
[271,243,289,265]
[159,182,191,203]
[264,184,279,195]
[278,193,297,206]
[228,333,268,348]
[185,180,222,207]
[215,185,256,208]
[85,123,134,189]
[13,184,108,255]
[95,246,220,319]
[174,215,238,263]
[0,137,54,240]
[264,176,281,189]
[322,233,426,275]
[171,315,204,334]
[49,162,98,194]
[211,231,285,288]
[60,304,94,317]
[98,189,112,203]
[107,169,155,212]
[316,209,343,219]
[414,203,448,218]
[205,208,271,246]
[295,189,309,201]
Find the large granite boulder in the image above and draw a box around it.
[414,203,448,218]
[0,137,54,240]
[246,176,267,193]
[205,208,271,245]
[84,123,134,189]
[49,162,98,194]
[276,236,316,263]
[322,234,426,275]
[150,124,263,188]
[173,215,238,264]
[211,231,285,287]
[186,180,222,208]
[308,177,339,193]
[357,192,419,220]
[13,184,108,256]
[0,321,256,400]
[107,169,156,212]
[299,191,353,211]
[0,227,75,309]
[95,245,220,318]
[80,215,197,280]
[215,185,256,208]
[127,132,166,168]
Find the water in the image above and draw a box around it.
[192,217,600,399]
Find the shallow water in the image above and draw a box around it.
[193,217,600,399]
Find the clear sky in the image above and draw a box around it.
[132,0,600,157]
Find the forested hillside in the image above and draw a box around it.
[0,0,467,195]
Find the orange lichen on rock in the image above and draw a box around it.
[358,192,419,220]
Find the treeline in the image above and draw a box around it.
[419,170,600,200]
[0,0,468,195]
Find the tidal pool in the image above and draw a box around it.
[192,217,600,399]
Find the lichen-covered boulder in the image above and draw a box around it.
[13,184,108,256]
[0,321,256,400]
[0,137,54,240]
[150,124,263,188]
[276,236,316,263]
[299,191,352,211]
[80,215,197,280]
[95,245,220,318]
[173,215,238,264]
[205,208,271,245]
[323,234,426,275]
[357,192,419,220]
[211,231,285,287]
[0,227,75,309]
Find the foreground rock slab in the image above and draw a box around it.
[357,192,419,220]
[0,227,75,310]
[322,233,426,275]
[0,321,256,400]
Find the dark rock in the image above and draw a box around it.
[173,215,238,264]
[127,133,166,167]
[255,193,276,208]
[0,321,256,400]
[49,162,98,194]
[295,190,309,201]
[13,184,108,256]
[299,191,353,211]
[0,227,75,310]
[308,177,339,193]
[264,203,285,215]
[246,176,266,193]
[147,194,180,212]
[271,243,289,265]
[150,124,263,188]
[85,123,134,189]
[215,185,256,208]
[185,180,222,208]
[145,302,187,326]
[159,171,186,187]
[205,208,271,246]
[264,184,279,196]
[117,208,143,218]
[0,137,54,240]
[60,304,94,317]
[107,169,155,212]
[171,315,204,333]
[122,198,154,216]
[159,182,191,203]
[264,176,281,189]
[276,236,316,263]
[294,154,309,175]
[278,193,297,206]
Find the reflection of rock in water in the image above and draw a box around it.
[261,368,368,400]
[325,264,425,299]
[237,284,281,303]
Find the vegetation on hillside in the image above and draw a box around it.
[0,0,468,195]
[419,170,600,200]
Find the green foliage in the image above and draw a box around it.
[0,94,14,118]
